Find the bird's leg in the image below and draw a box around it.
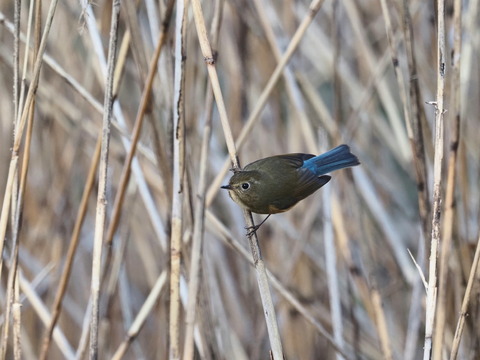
[246,214,271,237]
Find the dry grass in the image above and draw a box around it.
[0,0,479,359]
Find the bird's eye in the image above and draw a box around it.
[241,182,250,190]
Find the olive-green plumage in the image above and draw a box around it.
[221,145,359,214]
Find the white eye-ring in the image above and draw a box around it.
[241,182,250,190]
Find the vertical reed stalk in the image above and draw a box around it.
[433,0,462,357]
[183,2,223,358]
[423,0,446,358]
[169,0,187,358]
[88,1,121,358]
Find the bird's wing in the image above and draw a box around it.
[270,153,315,169]
[292,170,331,200]
[243,153,315,172]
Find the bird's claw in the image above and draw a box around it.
[244,214,271,237]
[245,224,261,237]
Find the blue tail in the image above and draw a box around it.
[302,145,359,176]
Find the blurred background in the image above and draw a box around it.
[0,0,479,359]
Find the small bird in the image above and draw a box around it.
[221,145,359,231]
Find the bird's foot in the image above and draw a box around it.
[245,214,271,237]
[245,224,261,237]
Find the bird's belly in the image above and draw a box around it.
[268,204,293,214]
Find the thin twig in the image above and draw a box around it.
[407,248,427,290]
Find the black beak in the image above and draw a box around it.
[221,184,232,190]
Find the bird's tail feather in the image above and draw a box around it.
[303,145,360,175]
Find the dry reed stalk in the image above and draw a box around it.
[9,98,35,360]
[112,270,167,360]
[12,275,20,360]
[190,1,237,165]
[403,245,425,360]
[3,230,19,360]
[12,0,20,126]
[205,211,353,359]
[380,0,430,241]
[353,167,416,284]
[182,89,214,360]
[112,29,131,97]
[104,0,174,261]
[371,284,393,360]
[322,182,345,360]
[16,0,39,122]
[296,73,337,137]
[343,0,409,162]
[2,0,480,358]
[400,0,431,244]
[244,216,284,359]
[38,134,101,360]
[182,1,223,358]
[117,0,153,92]
[62,3,174,355]
[76,300,92,359]
[433,0,463,357]
[8,3,38,352]
[379,3,432,357]
[82,3,168,250]
[0,0,59,292]
[169,0,187,358]
[252,0,318,153]
[92,1,175,353]
[88,1,121,358]
[450,233,480,359]
[423,0,446,359]
[18,272,75,359]
[4,4,175,353]
[330,194,383,346]
[0,0,59,358]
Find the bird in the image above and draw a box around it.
[221,144,359,233]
